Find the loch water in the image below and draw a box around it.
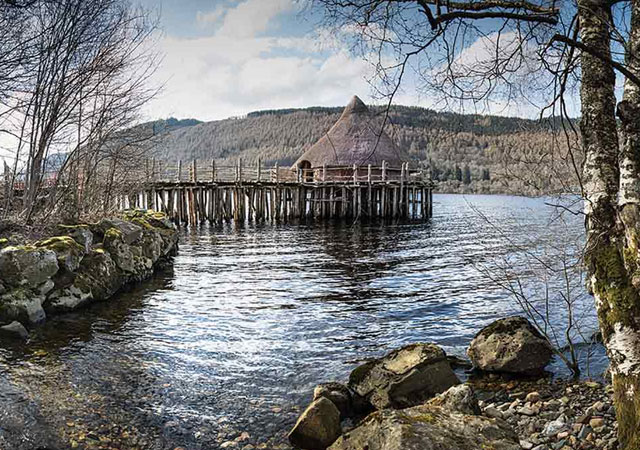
[0,194,607,449]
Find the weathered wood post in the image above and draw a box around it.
[177,160,182,182]
[211,159,216,182]
[400,162,405,217]
[193,159,198,183]
[367,164,372,217]
[275,162,280,220]
[353,164,358,218]
[257,157,262,182]
[381,160,387,218]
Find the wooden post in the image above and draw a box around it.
[275,163,279,184]
[353,164,357,185]
[177,160,182,182]
[400,162,405,217]
[382,160,387,181]
[193,159,198,183]
[257,157,262,182]
[212,159,216,182]
[367,164,372,217]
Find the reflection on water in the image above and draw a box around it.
[0,194,607,449]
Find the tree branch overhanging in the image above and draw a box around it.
[552,33,640,89]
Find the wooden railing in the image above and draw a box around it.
[149,159,431,185]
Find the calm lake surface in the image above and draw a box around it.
[0,194,607,449]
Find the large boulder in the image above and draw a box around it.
[288,397,342,450]
[102,226,153,280]
[0,246,58,288]
[328,400,519,450]
[467,316,553,374]
[45,284,92,313]
[44,248,122,313]
[348,343,459,410]
[123,209,178,257]
[35,236,85,272]
[0,288,45,324]
[93,218,143,245]
[73,249,122,301]
[57,225,93,253]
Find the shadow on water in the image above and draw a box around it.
[0,194,608,449]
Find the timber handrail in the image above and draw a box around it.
[146,158,433,185]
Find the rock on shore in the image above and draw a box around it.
[289,398,342,450]
[348,343,460,410]
[329,396,519,450]
[468,316,553,374]
[0,209,178,330]
[289,343,465,450]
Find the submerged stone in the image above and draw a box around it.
[0,321,28,340]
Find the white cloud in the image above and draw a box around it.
[144,0,375,121]
[217,0,296,39]
[195,7,226,28]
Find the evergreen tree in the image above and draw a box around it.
[455,165,462,182]
[463,165,471,184]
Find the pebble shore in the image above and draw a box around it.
[207,377,618,450]
[471,377,617,450]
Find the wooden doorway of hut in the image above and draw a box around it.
[298,160,313,181]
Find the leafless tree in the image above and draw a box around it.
[0,0,159,223]
[313,0,640,446]
[471,203,594,378]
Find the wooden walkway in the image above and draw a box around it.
[117,159,433,225]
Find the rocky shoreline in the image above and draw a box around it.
[286,317,615,450]
[0,209,178,337]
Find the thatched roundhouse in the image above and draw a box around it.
[292,95,411,181]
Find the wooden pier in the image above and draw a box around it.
[122,159,434,226]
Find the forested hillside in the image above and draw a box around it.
[150,106,580,195]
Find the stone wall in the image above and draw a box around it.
[0,210,178,329]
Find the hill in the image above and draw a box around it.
[148,107,580,196]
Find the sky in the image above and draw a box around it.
[138,0,381,122]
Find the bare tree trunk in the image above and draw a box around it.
[581,0,640,446]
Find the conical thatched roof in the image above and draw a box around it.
[293,95,408,168]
